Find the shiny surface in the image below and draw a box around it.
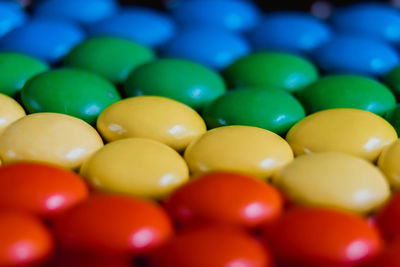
[298,75,396,116]
[97,96,206,151]
[0,162,88,218]
[286,108,398,161]
[0,93,25,136]
[21,68,121,124]
[54,194,172,255]
[0,113,104,169]
[153,225,271,267]
[165,172,283,227]
[124,59,226,110]
[376,191,400,240]
[365,239,400,267]
[378,139,400,188]
[263,207,383,266]
[0,52,48,97]
[0,212,53,266]
[276,152,390,213]
[0,1,26,38]
[223,52,318,92]
[80,138,189,198]
[203,88,305,134]
[65,37,155,84]
[184,125,294,179]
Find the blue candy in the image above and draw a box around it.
[33,0,118,25]
[248,12,332,54]
[88,8,175,47]
[312,35,399,77]
[171,0,260,32]
[331,3,400,43]
[0,0,26,38]
[0,18,85,63]
[161,27,250,69]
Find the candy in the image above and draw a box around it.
[386,105,400,135]
[286,108,398,161]
[0,1,26,38]
[376,191,400,240]
[223,52,318,92]
[184,125,293,179]
[124,59,226,110]
[384,65,400,95]
[96,96,206,151]
[378,139,400,188]
[0,93,25,135]
[21,68,121,124]
[275,152,390,213]
[0,113,103,169]
[203,88,305,134]
[364,239,400,267]
[80,138,189,198]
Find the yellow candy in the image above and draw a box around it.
[0,93,26,136]
[80,138,189,199]
[97,96,206,151]
[378,139,400,188]
[0,113,103,169]
[276,152,390,213]
[286,108,397,161]
[184,125,293,179]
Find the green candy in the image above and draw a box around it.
[203,88,305,135]
[297,75,396,116]
[0,53,48,97]
[21,68,121,124]
[124,59,226,110]
[64,37,155,84]
[223,52,318,92]
[386,105,400,135]
[384,65,400,96]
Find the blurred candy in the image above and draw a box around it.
[64,37,155,84]
[162,27,250,69]
[312,35,399,76]
[376,191,400,240]
[248,11,331,53]
[364,239,400,267]
[80,138,189,198]
[124,59,226,110]
[0,0,26,38]
[203,88,305,134]
[184,125,293,179]
[386,105,400,135]
[378,139,400,188]
[0,93,25,135]
[97,96,206,151]
[286,108,398,161]
[88,8,175,47]
[0,113,103,169]
[275,152,390,213]
[223,52,318,92]
[384,64,400,95]
[0,18,85,63]
[21,68,121,124]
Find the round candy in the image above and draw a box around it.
[184,125,293,179]
[248,11,331,53]
[203,88,305,134]
[0,53,48,97]
[161,27,250,69]
[64,37,155,84]
[384,65,400,96]
[376,191,400,241]
[0,113,103,169]
[297,75,396,116]
[33,0,118,25]
[364,239,400,267]
[0,1,26,38]
[286,108,398,161]
[54,194,172,255]
[378,139,400,188]
[386,105,400,135]
[88,8,175,47]
[223,52,318,92]
[165,172,282,227]
[124,59,226,110]
[21,68,121,124]
[263,207,382,266]
[275,152,390,213]
[171,0,260,32]
[331,3,400,43]
[153,225,271,267]
[0,162,88,218]
[97,96,206,151]
[0,212,53,266]
[0,18,85,63]
[80,138,189,198]
[0,93,25,136]
[312,35,399,76]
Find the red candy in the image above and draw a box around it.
[165,172,282,227]
[364,239,400,267]
[0,162,88,218]
[376,191,400,241]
